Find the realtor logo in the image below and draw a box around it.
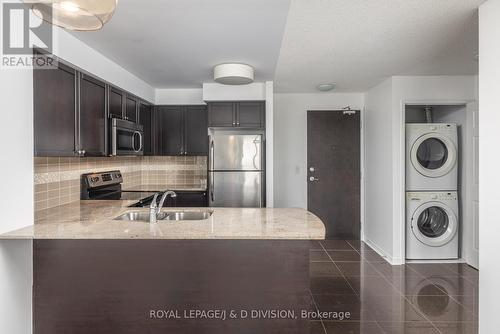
[1,2,55,68]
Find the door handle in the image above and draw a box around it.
[309,176,319,182]
[132,131,141,152]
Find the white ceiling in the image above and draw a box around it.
[275,0,484,93]
[70,0,291,88]
[70,0,484,92]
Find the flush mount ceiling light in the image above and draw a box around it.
[316,83,336,92]
[214,63,254,85]
[23,0,118,31]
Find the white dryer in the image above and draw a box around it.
[406,123,458,191]
[406,192,459,260]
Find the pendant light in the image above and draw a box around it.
[23,0,118,31]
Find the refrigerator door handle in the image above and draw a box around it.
[209,138,215,171]
[210,174,215,203]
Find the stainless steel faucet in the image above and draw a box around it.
[149,191,177,223]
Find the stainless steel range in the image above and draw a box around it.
[81,170,156,203]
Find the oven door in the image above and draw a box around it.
[111,118,144,156]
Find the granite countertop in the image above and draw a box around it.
[123,184,207,192]
[0,201,325,240]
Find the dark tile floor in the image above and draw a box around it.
[307,240,479,334]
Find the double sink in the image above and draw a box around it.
[114,210,213,222]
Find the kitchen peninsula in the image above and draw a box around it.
[1,201,325,334]
[0,201,324,240]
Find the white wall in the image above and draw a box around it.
[155,88,205,105]
[0,241,32,334]
[265,81,274,207]
[203,82,266,101]
[53,30,155,102]
[364,78,394,260]
[0,61,33,334]
[479,1,500,333]
[273,93,365,209]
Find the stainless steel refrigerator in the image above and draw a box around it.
[208,130,265,207]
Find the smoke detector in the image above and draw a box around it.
[214,63,254,85]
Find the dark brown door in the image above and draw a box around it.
[184,105,208,155]
[108,87,124,119]
[125,95,138,122]
[139,102,155,155]
[79,74,107,156]
[307,110,360,239]
[208,102,235,127]
[34,62,77,156]
[158,106,184,156]
[237,101,265,128]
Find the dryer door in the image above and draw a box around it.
[411,202,458,247]
[410,133,457,178]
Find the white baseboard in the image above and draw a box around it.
[363,237,404,265]
[405,259,467,264]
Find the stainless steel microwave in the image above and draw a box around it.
[110,118,144,156]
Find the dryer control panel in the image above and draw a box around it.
[407,192,458,201]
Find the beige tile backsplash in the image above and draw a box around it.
[34,156,207,211]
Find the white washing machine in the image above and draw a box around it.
[406,191,459,260]
[406,123,458,191]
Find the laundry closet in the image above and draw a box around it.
[404,103,477,264]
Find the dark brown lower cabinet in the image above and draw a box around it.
[161,191,207,207]
[33,240,312,334]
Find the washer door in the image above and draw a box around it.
[410,133,457,178]
[411,202,458,247]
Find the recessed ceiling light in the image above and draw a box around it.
[317,83,336,92]
[214,63,254,85]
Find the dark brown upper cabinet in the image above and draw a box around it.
[34,64,108,157]
[34,62,77,156]
[236,101,265,128]
[139,101,155,156]
[108,87,125,119]
[125,94,138,122]
[157,105,208,156]
[207,102,235,127]
[184,106,209,155]
[158,106,184,156]
[207,101,265,128]
[78,74,107,156]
